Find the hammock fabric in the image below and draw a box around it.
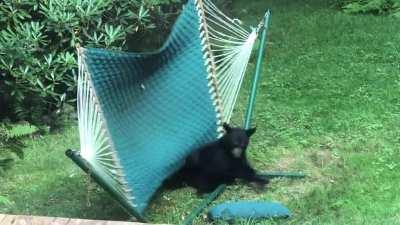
[71,0,267,219]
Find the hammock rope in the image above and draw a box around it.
[77,50,134,202]
[198,0,258,123]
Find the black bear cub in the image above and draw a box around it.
[169,123,269,193]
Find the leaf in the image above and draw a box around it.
[4,123,38,138]
[37,79,44,89]
[0,196,13,206]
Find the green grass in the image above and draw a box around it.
[1,0,400,224]
[0,125,129,220]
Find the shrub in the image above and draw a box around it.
[334,0,400,16]
[0,122,38,173]
[0,0,181,125]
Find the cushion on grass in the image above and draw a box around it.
[208,201,291,221]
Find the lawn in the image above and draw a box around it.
[1,0,399,224]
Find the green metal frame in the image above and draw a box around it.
[244,10,271,130]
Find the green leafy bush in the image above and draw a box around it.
[0,122,38,172]
[0,0,181,125]
[334,0,400,16]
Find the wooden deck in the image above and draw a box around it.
[0,214,163,225]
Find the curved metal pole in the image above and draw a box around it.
[245,10,271,129]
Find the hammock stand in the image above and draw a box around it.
[66,0,304,223]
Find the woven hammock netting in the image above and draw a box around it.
[77,0,260,215]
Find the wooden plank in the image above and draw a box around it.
[105,221,148,225]
[7,215,56,225]
[0,215,165,225]
[66,218,107,225]
[0,215,56,225]
[0,215,16,225]
[0,215,6,224]
[11,215,34,225]
[52,218,70,225]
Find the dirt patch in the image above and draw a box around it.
[274,154,297,171]
[309,150,334,168]
[267,146,344,203]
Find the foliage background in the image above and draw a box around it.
[334,0,400,15]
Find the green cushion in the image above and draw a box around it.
[208,201,291,221]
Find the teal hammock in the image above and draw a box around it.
[69,0,270,220]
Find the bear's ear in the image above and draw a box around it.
[246,127,256,137]
[223,123,232,133]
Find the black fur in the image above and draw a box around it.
[167,123,268,193]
